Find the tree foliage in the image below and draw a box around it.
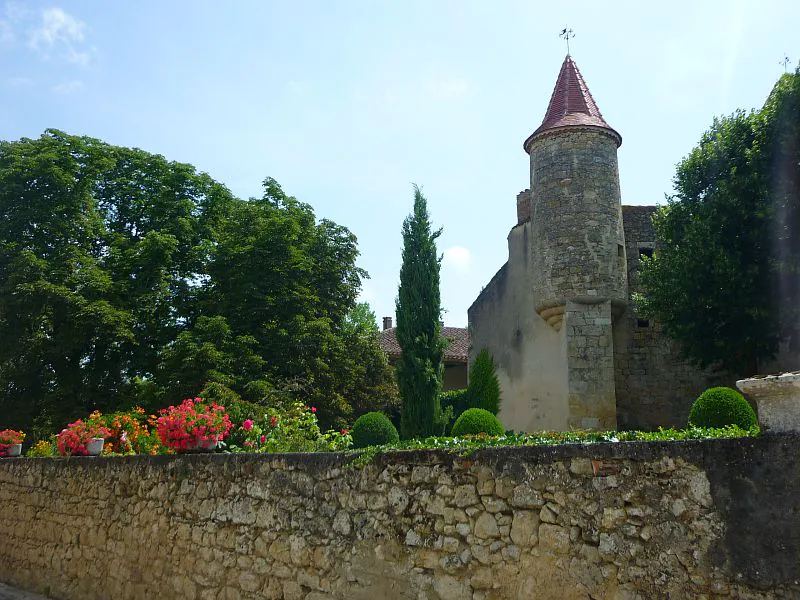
[0,130,393,436]
[467,349,501,415]
[637,69,799,375]
[395,186,444,439]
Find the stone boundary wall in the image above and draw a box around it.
[2,436,800,600]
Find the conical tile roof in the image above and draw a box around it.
[524,55,621,152]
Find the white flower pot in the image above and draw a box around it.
[196,438,218,451]
[86,438,105,456]
[4,443,22,457]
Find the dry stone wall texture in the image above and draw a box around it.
[2,437,800,600]
[528,129,627,316]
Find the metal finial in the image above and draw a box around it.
[780,54,790,73]
[560,27,574,56]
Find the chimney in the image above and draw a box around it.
[383,317,393,330]
[516,189,531,225]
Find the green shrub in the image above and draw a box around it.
[26,438,56,457]
[451,408,504,437]
[688,387,758,430]
[352,412,399,448]
[468,349,501,415]
[439,389,469,432]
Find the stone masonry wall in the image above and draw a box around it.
[614,205,726,430]
[565,300,617,431]
[2,437,800,600]
[528,128,627,317]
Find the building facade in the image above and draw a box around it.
[379,317,469,391]
[468,55,723,433]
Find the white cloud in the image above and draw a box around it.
[427,77,473,102]
[442,246,471,273]
[286,80,307,95]
[357,282,376,304]
[5,2,32,23]
[28,7,93,66]
[0,19,12,43]
[52,79,83,94]
[6,76,34,87]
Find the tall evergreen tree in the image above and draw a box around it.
[395,186,444,438]
[467,349,501,415]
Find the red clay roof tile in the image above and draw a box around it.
[524,55,621,151]
[379,327,469,363]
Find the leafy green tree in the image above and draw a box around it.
[0,131,134,433]
[201,178,368,426]
[467,349,501,415]
[637,69,799,375]
[0,131,391,435]
[155,315,266,408]
[395,186,444,438]
[334,303,399,420]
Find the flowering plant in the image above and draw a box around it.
[0,429,25,456]
[156,397,233,452]
[236,401,352,453]
[57,412,112,456]
[101,407,162,455]
[26,438,56,458]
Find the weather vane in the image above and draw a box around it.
[780,54,790,72]
[560,27,574,55]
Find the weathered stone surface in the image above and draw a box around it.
[510,511,539,548]
[474,513,500,539]
[0,439,798,600]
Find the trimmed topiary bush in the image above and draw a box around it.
[352,412,400,448]
[451,408,505,437]
[688,387,758,430]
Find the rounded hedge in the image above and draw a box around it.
[688,387,758,430]
[451,408,505,437]
[351,412,399,448]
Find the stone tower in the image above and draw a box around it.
[524,55,627,330]
[468,55,628,432]
[525,55,627,430]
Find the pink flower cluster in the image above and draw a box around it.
[0,429,25,456]
[57,419,111,456]
[156,397,233,452]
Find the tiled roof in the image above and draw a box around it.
[379,326,469,363]
[524,55,621,152]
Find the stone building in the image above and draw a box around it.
[469,55,722,433]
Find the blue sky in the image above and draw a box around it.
[1,1,798,327]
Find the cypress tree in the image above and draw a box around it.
[467,349,501,415]
[396,185,444,439]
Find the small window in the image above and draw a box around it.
[637,318,650,328]
[639,247,654,259]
